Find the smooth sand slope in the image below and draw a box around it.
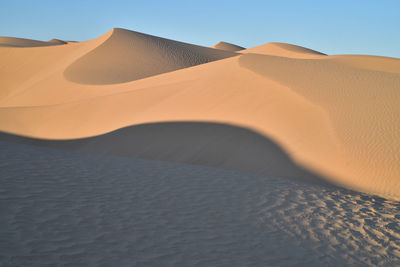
[0,28,400,200]
[211,41,245,51]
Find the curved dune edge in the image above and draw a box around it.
[0,122,332,187]
[0,28,399,201]
[0,29,114,106]
[211,41,245,51]
[63,28,238,85]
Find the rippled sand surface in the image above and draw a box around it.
[1,142,399,266]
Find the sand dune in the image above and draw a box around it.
[0,122,327,185]
[0,30,117,106]
[0,36,65,47]
[241,42,326,58]
[211,41,245,51]
[239,53,400,199]
[0,28,399,201]
[48,38,68,45]
[325,54,400,74]
[64,28,238,84]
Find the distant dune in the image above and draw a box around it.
[48,38,68,45]
[241,42,326,58]
[0,28,399,201]
[0,36,63,47]
[211,41,245,51]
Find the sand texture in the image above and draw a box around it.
[1,141,400,266]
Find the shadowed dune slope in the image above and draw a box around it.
[211,41,245,51]
[0,122,329,185]
[64,28,238,84]
[241,42,326,58]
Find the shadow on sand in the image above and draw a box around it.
[0,121,334,186]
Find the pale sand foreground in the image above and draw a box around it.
[1,141,400,266]
[0,28,400,200]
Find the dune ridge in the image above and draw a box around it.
[0,28,399,200]
[64,28,238,84]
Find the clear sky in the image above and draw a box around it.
[1,0,399,57]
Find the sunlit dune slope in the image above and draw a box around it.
[324,54,400,74]
[0,28,399,200]
[211,41,245,51]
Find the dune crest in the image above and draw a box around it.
[64,28,238,85]
[211,41,245,51]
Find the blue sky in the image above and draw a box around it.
[1,0,399,57]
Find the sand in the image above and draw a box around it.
[240,42,326,58]
[48,38,68,45]
[1,141,400,266]
[211,41,245,51]
[1,27,400,264]
[0,36,67,47]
